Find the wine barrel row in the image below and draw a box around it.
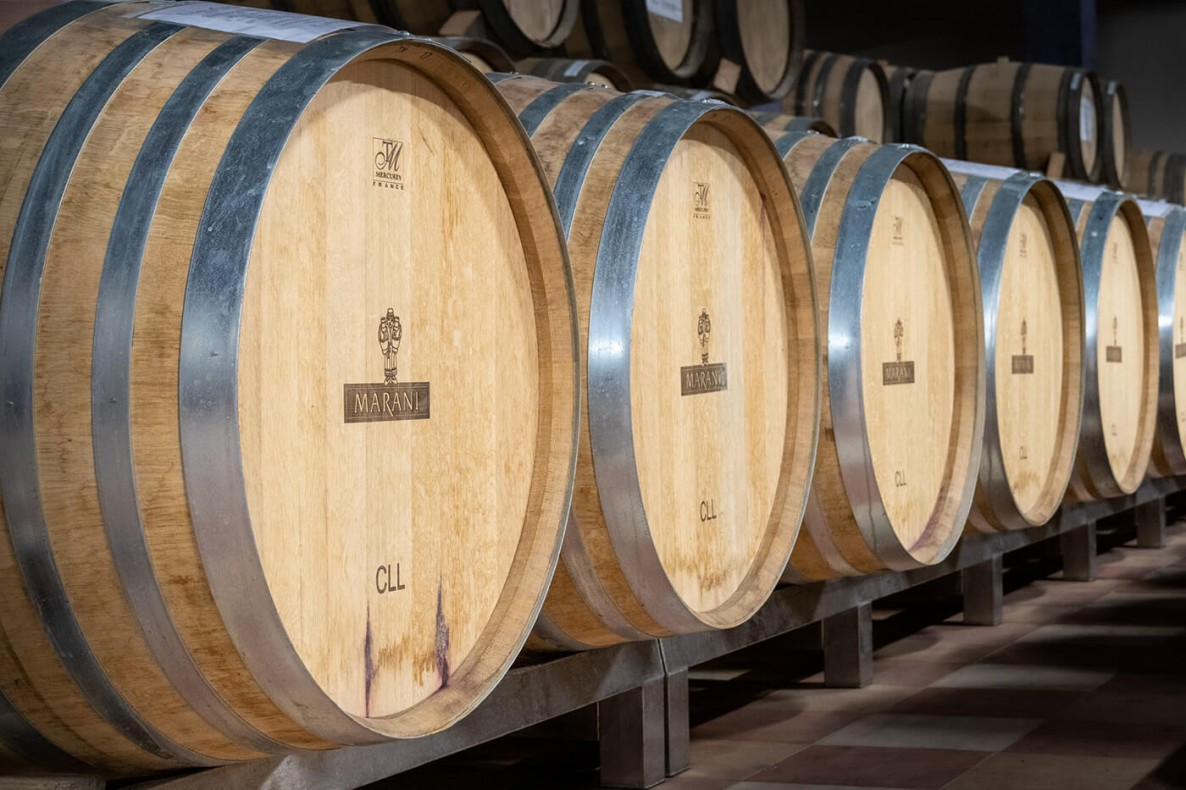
[766,132,985,580]
[1126,150,1186,204]
[783,50,892,142]
[0,0,579,773]
[487,74,821,649]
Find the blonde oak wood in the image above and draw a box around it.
[771,134,983,581]
[0,5,576,771]
[947,166,1084,531]
[904,62,1101,182]
[784,51,890,142]
[495,76,820,649]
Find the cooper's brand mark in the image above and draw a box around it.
[1105,315,1123,363]
[1012,319,1034,374]
[882,318,915,385]
[373,137,406,190]
[693,181,711,219]
[344,308,431,422]
[681,308,728,395]
[891,215,904,245]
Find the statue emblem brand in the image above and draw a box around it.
[1012,319,1035,374]
[343,308,430,423]
[882,318,915,385]
[1106,315,1123,363]
[373,137,406,190]
[693,181,711,219]
[1176,317,1186,359]
[681,308,727,396]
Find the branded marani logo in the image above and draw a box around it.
[343,308,430,423]
[1106,315,1123,363]
[698,309,711,363]
[693,182,711,219]
[379,308,402,384]
[682,307,726,395]
[883,318,915,385]
[373,138,406,190]
[1012,318,1034,374]
[891,216,904,245]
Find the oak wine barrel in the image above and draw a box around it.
[766,131,985,580]
[707,0,805,103]
[490,74,821,649]
[1101,80,1130,189]
[1055,182,1158,499]
[1126,150,1186,204]
[749,110,838,137]
[1139,200,1186,477]
[566,0,712,86]
[903,61,1103,182]
[517,56,633,90]
[430,35,514,73]
[0,2,577,772]
[944,160,1085,531]
[784,51,891,142]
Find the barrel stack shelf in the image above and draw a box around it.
[91,478,1181,790]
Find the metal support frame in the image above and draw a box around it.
[822,602,873,688]
[105,477,1180,790]
[962,554,1004,626]
[598,678,665,790]
[662,670,689,778]
[1136,497,1167,548]
[1061,521,1098,581]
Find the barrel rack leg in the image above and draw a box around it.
[822,602,873,688]
[1135,497,1167,549]
[663,669,690,778]
[1061,521,1098,581]
[962,555,1004,626]
[598,677,666,789]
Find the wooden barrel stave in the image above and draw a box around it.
[496,77,820,649]
[946,161,1085,532]
[430,36,515,73]
[0,3,578,771]
[770,132,984,580]
[1057,183,1158,499]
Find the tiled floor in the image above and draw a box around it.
[380,517,1186,789]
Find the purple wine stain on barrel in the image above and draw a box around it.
[364,603,376,717]
[435,580,451,688]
